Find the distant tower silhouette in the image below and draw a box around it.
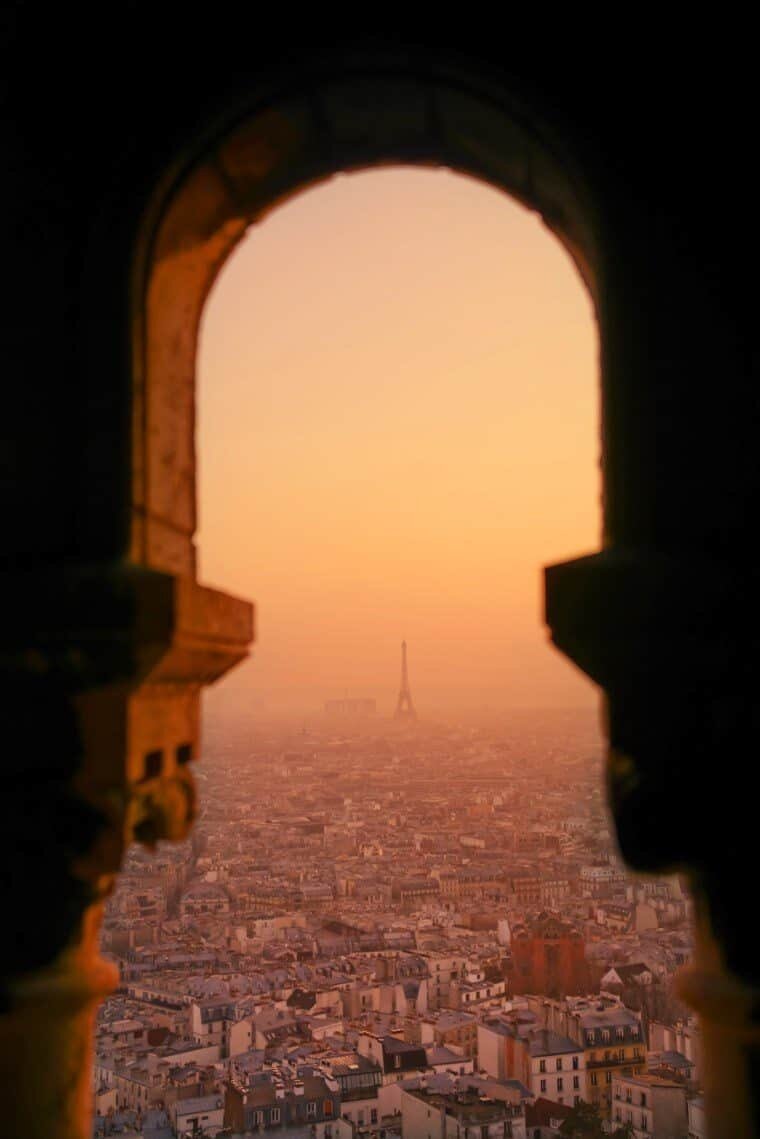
[394,640,417,719]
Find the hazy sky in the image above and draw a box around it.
[197,167,600,717]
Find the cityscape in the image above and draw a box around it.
[93,652,702,1139]
[7,19,754,1139]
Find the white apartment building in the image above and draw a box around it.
[611,1072,688,1139]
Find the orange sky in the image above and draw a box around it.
[197,167,600,718]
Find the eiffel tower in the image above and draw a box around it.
[394,640,416,719]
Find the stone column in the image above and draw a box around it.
[545,548,760,1139]
[0,562,252,1139]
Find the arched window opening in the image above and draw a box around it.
[102,127,695,1134]
[7,56,740,1139]
[196,166,600,722]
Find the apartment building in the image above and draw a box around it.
[611,1072,688,1138]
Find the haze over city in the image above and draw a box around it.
[197,168,600,720]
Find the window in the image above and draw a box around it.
[616,1027,624,1040]
[394,1055,401,1069]
[540,1080,547,1093]
[572,1056,579,1070]
[307,1101,317,1117]
[556,1058,563,1071]
[271,1108,281,1124]
[602,1030,610,1043]
[590,1073,598,1086]
[573,1077,579,1090]
[253,1111,264,1126]
[574,1096,581,1107]
[371,1109,378,1124]
[606,1071,613,1084]
[539,1060,546,1073]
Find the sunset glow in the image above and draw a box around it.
[197,167,600,717]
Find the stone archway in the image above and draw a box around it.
[133,73,760,1139]
[2,45,755,1139]
[136,72,600,583]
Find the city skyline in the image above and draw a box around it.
[95,703,698,1138]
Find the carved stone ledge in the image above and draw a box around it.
[0,561,253,688]
[545,545,760,996]
[0,562,253,1139]
[544,548,751,869]
[0,560,253,976]
[544,547,746,691]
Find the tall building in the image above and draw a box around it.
[510,913,588,997]
[526,997,646,1121]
